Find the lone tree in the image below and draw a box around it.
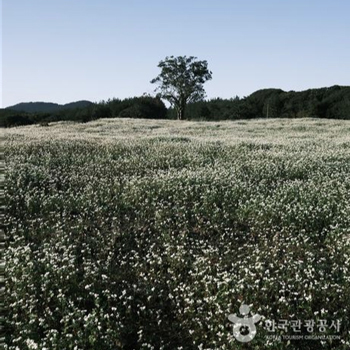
[151,55,212,120]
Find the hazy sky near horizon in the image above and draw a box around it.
[1,0,350,108]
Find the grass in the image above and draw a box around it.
[4,118,350,350]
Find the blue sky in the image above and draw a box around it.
[2,0,350,107]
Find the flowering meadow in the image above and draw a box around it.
[4,118,350,350]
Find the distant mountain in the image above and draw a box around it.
[6,100,93,114]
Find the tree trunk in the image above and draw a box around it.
[176,108,181,120]
[176,101,186,120]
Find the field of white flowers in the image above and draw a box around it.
[4,118,350,350]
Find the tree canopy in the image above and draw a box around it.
[151,56,212,120]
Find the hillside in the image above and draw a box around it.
[2,85,349,127]
[6,100,93,113]
[185,85,350,120]
[4,118,350,349]
[247,85,350,119]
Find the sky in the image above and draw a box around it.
[1,0,350,108]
